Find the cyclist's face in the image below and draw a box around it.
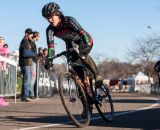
[48,14,61,27]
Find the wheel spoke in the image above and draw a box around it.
[95,85,114,122]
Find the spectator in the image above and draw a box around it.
[0,37,9,106]
[43,48,51,70]
[3,44,10,56]
[0,38,10,70]
[38,47,43,55]
[0,37,9,62]
[43,48,55,71]
[38,47,45,67]
[43,48,48,58]
[0,37,9,56]
[30,31,40,98]
[19,28,36,102]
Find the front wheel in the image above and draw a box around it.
[58,72,90,127]
[95,84,114,122]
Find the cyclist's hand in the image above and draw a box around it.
[44,58,52,70]
[68,48,76,53]
[44,61,52,70]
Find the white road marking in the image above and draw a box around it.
[16,97,160,130]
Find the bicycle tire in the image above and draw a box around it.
[58,72,90,127]
[95,84,114,122]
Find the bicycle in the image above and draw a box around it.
[48,49,114,127]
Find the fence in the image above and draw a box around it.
[0,55,17,102]
[0,55,62,101]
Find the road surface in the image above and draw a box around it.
[0,93,159,130]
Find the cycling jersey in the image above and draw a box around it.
[46,16,93,57]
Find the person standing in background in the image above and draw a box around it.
[38,47,45,67]
[0,37,9,56]
[0,36,9,106]
[30,31,40,98]
[43,48,48,58]
[3,44,10,56]
[19,28,36,102]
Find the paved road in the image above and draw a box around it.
[0,93,160,130]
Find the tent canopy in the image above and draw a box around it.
[128,71,153,83]
[135,71,149,81]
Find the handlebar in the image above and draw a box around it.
[47,50,67,61]
[47,48,85,61]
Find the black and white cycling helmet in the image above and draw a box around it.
[42,2,60,18]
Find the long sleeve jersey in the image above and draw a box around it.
[46,16,93,57]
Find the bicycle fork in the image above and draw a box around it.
[75,75,93,97]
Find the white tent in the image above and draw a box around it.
[135,72,153,82]
[134,71,153,84]
[128,71,153,93]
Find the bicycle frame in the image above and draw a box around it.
[49,50,95,98]
[67,56,95,93]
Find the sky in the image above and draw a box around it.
[0,0,160,63]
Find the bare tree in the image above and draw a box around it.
[97,58,142,80]
[128,36,160,83]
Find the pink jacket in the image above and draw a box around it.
[0,47,10,70]
[0,47,10,56]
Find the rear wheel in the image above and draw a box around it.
[95,84,114,122]
[58,72,90,127]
